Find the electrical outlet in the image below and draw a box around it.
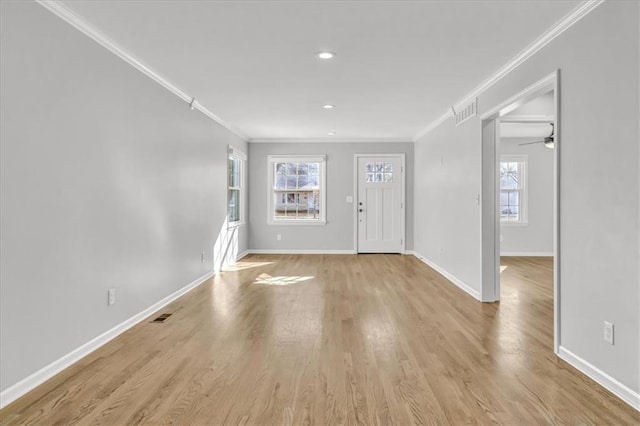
[108,288,116,306]
[276,234,282,241]
[201,252,206,263]
[603,321,614,345]
[346,196,353,203]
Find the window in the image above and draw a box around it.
[500,155,527,224]
[228,146,246,227]
[267,155,326,225]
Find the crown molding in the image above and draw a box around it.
[413,112,453,141]
[36,0,247,141]
[248,138,413,144]
[37,0,602,145]
[413,0,604,142]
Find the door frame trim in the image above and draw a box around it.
[353,153,406,254]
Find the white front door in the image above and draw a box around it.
[356,155,404,253]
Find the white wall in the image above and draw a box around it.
[503,91,554,118]
[413,120,482,289]
[0,1,247,393]
[499,137,554,255]
[248,142,414,251]
[414,1,639,395]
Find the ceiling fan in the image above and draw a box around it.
[518,123,554,149]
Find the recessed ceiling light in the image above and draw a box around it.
[328,132,336,136]
[323,104,335,109]
[316,51,336,60]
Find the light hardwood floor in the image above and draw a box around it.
[1,254,638,425]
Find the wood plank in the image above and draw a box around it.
[1,255,638,425]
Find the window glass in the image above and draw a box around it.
[500,156,527,223]
[227,148,245,226]
[269,156,325,224]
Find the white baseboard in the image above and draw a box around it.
[0,270,215,409]
[247,249,357,255]
[558,346,640,412]
[236,250,250,261]
[500,252,554,257]
[411,251,481,301]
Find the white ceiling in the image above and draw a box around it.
[501,122,554,138]
[501,91,554,138]
[58,0,581,142]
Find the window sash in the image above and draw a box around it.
[227,146,246,226]
[499,155,527,224]
[500,189,521,222]
[228,189,240,223]
[267,155,326,225]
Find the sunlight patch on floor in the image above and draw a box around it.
[500,265,508,273]
[253,273,314,286]
[223,261,275,272]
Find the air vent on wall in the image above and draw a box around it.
[452,98,477,126]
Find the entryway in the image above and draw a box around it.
[354,154,405,253]
[480,71,560,352]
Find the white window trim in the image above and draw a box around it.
[228,145,246,228]
[267,155,327,226]
[500,154,528,226]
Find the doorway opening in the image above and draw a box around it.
[480,71,560,353]
[353,154,406,254]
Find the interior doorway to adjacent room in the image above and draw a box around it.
[480,71,560,353]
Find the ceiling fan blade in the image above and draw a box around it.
[518,140,544,146]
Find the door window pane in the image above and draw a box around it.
[364,161,394,184]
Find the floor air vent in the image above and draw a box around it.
[151,313,172,323]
